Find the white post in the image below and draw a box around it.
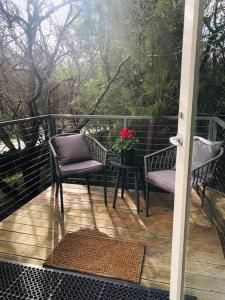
[169,1,203,299]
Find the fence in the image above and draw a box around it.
[0,116,51,220]
[0,114,224,220]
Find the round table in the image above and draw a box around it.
[110,159,145,213]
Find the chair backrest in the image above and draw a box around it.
[192,136,223,170]
[191,137,224,186]
[50,133,91,164]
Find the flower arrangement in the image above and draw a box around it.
[112,128,138,152]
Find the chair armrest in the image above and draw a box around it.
[49,137,58,159]
[192,147,224,186]
[84,135,107,165]
[49,137,61,176]
[144,145,176,179]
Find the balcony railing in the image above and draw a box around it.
[0,114,224,221]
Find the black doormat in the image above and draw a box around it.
[0,260,197,300]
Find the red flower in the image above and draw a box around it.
[120,128,128,138]
[127,129,135,138]
[120,128,136,138]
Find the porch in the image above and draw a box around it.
[0,114,225,299]
[0,183,224,300]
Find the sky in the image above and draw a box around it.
[10,0,73,50]
[13,0,70,25]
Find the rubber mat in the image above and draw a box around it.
[0,260,197,300]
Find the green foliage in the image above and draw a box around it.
[107,0,184,116]
[1,0,225,119]
[51,0,186,118]
[198,0,225,115]
[5,173,23,185]
[112,136,139,151]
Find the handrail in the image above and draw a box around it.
[0,114,214,126]
[51,114,178,120]
[0,115,48,126]
[214,116,225,129]
[50,113,213,121]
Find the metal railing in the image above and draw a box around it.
[0,116,51,220]
[0,114,224,220]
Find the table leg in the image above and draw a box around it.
[146,181,149,217]
[113,168,121,208]
[125,169,128,189]
[86,175,91,195]
[134,169,140,213]
[121,169,126,199]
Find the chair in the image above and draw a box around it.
[49,133,107,213]
[144,137,224,217]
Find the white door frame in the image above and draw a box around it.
[169,0,203,299]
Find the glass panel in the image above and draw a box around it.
[183,1,225,299]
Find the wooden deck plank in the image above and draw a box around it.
[142,265,225,294]
[0,240,50,260]
[0,252,43,266]
[0,184,224,300]
[141,280,225,300]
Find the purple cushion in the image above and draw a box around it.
[53,134,91,164]
[59,160,103,176]
[147,170,176,193]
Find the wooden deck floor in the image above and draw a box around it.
[0,184,224,300]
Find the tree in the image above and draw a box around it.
[0,0,82,203]
[198,0,225,115]
[0,0,82,118]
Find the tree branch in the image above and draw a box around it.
[76,56,130,130]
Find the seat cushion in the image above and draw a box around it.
[147,170,176,193]
[53,134,91,164]
[59,160,103,176]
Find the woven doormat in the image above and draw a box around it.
[44,232,145,283]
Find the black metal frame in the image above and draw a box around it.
[111,162,145,213]
[144,145,224,217]
[49,133,108,213]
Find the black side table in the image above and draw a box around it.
[110,159,145,213]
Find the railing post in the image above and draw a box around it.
[124,118,128,128]
[208,117,217,141]
[47,115,56,183]
[212,118,217,141]
[208,118,214,140]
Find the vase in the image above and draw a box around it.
[120,149,135,165]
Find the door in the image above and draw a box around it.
[169,0,203,299]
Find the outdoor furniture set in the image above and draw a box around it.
[49,133,223,216]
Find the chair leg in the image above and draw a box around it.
[103,169,107,206]
[121,169,126,199]
[55,178,59,198]
[146,181,149,217]
[113,169,121,209]
[140,168,146,202]
[201,183,206,208]
[86,175,91,195]
[59,179,64,213]
[134,169,140,213]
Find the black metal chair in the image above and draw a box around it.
[144,137,224,217]
[49,133,107,213]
